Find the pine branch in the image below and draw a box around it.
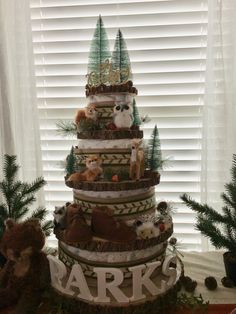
[181,153,236,257]
[222,206,236,229]
[13,207,29,220]
[20,177,46,196]
[196,216,236,252]
[3,155,19,185]
[42,220,54,237]
[0,154,51,239]
[180,194,230,225]
[56,120,77,137]
[221,192,236,210]
[11,195,36,217]
[224,182,236,207]
[30,206,47,221]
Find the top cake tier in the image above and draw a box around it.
[77,90,143,140]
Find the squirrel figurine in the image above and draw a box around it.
[75,103,98,125]
[67,155,103,183]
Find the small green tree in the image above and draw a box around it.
[181,155,236,257]
[132,99,142,127]
[87,15,111,81]
[0,154,53,239]
[66,146,77,175]
[111,29,132,83]
[147,125,163,171]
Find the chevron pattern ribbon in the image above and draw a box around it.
[74,194,156,217]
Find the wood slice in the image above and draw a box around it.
[77,129,143,140]
[65,170,160,191]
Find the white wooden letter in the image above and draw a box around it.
[94,267,129,303]
[65,264,93,301]
[162,255,177,287]
[47,255,67,292]
[129,261,161,301]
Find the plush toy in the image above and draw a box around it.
[0,219,50,314]
[91,206,136,242]
[67,155,103,183]
[75,103,99,132]
[134,214,161,239]
[63,203,92,244]
[53,202,71,230]
[75,103,98,126]
[113,103,133,128]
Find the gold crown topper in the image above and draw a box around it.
[86,59,131,87]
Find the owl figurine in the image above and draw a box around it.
[113,103,134,129]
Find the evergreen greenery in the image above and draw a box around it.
[66,147,77,175]
[0,154,53,239]
[147,125,163,171]
[56,120,77,137]
[132,99,142,126]
[181,155,236,257]
[111,29,132,83]
[88,15,111,79]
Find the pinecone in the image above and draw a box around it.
[169,237,177,245]
[221,276,234,288]
[205,276,218,290]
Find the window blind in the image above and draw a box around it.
[30,0,207,250]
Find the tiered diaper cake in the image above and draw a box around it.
[49,16,180,314]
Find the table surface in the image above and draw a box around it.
[181,251,236,305]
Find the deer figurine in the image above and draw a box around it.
[130,139,145,180]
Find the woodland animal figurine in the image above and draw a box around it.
[91,206,136,242]
[0,219,50,314]
[53,202,71,229]
[134,214,161,240]
[63,203,92,244]
[67,155,103,183]
[75,103,98,127]
[130,138,145,180]
[113,102,133,128]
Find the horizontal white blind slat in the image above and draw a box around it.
[31,1,207,19]
[30,0,207,249]
[30,0,206,9]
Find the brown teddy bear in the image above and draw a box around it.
[0,219,50,314]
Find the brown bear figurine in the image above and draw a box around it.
[0,219,50,314]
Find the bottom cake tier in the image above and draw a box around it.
[47,252,181,314]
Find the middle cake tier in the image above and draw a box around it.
[73,187,156,223]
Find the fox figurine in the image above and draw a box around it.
[67,155,103,183]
